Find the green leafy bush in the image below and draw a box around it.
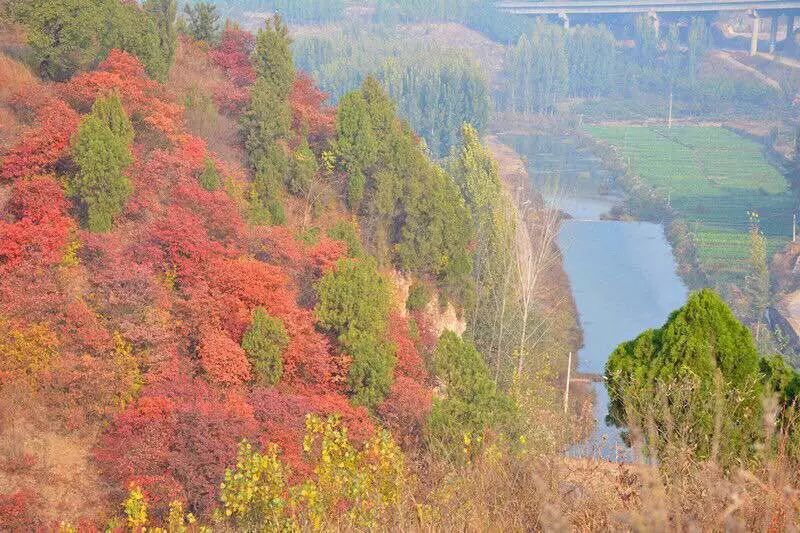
[315,258,395,408]
[242,308,289,385]
[405,282,430,312]
[326,221,363,258]
[427,331,517,459]
[198,157,222,191]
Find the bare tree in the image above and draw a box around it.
[515,188,565,376]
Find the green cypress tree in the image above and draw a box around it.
[333,91,377,210]
[198,157,222,191]
[250,144,287,225]
[240,14,295,227]
[427,331,517,459]
[69,95,134,232]
[252,14,294,99]
[315,257,394,409]
[242,78,292,170]
[326,221,363,258]
[606,289,764,465]
[242,308,289,385]
[17,0,103,80]
[91,91,135,144]
[687,17,711,80]
[108,0,169,81]
[745,213,770,336]
[183,1,220,43]
[143,0,177,71]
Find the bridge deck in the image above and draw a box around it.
[497,0,800,15]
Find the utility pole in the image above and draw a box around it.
[668,91,673,129]
[563,352,572,414]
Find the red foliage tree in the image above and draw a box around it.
[1,100,79,181]
[96,387,258,517]
[290,73,335,145]
[197,326,251,386]
[0,176,74,274]
[210,26,255,115]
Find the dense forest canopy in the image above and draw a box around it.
[293,26,489,157]
[182,0,344,24]
[0,0,541,526]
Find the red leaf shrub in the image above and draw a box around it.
[290,73,335,145]
[197,326,251,386]
[96,388,258,517]
[378,312,434,446]
[1,100,79,181]
[280,309,337,391]
[388,312,427,382]
[377,375,432,446]
[0,176,73,273]
[0,489,38,531]
[250,387,374,475]
[64,50,183,142]
[309,238,347,273]
[210,26,255,115]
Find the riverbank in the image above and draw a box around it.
[484,134,592,441]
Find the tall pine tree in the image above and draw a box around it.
[241,14,294,224]
[68,93,133,232]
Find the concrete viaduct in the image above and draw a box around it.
[496,1,800,55]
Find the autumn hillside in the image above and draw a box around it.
[0,6,505,526]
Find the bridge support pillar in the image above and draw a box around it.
[770,14,780,54]
[751,11,761,56]
[648,10,660,35]
[788,14,796,52]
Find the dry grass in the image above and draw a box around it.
[0,52,43,148]
[168,38,246,168]
[0,386,110,527]
[388,437,800,532]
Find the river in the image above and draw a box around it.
[502,133,689,460]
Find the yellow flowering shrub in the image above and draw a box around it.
[218,414,406,530]
[219,440,294,531]
[123,484,148,530]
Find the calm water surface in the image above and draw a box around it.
[503,133,688,459]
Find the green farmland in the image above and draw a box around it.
[586,125,796,285]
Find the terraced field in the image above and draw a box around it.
[586,125,796,285]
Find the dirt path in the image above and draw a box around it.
[755,51,800,70]
[712,50,781,89]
